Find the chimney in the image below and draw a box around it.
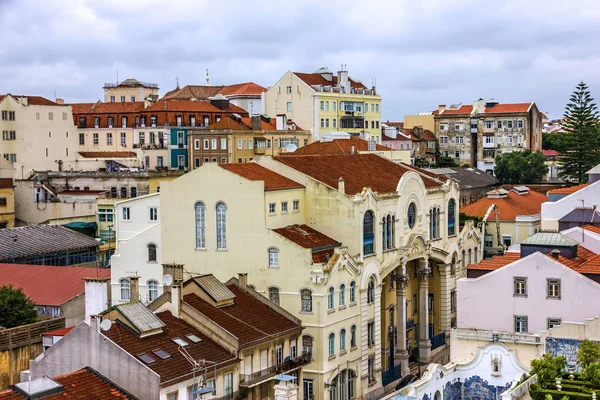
[473,98,486,113]
[238,273,248,290]
[438,104,446,113]
[84,277,111,323]
[209,94,230,110]
[252,115,262,131]
[18,97,28,106]
[351,145,355,155]
[90,315,101,332]
[171,284,180,318]
[129,276,140,302]
[337,65,349,94]
[338,177,345,193]
[163,263,184,283]
[551,249,561,259]
[55,98,64,105]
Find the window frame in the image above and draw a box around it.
[215,202,227,250]
[268,287,280,305]
[148,280,159,302]
[300,289,312,312]
[120,278,130,300]
[547,278,561,299]
[195,202,206,249]
[514,315,528,333]
[339,283,345,307]
[268,247,279,268]
[147,243,157,262]
[513,277,527,297]
[349,281,356,304]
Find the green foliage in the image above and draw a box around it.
[459,212,483,226]
[543,133,569,152]
[578,339,600,369]
[559,81,600,184]
[434,156,458,168]
[0,284,38,329]
[494,149,549,184]
[531,353,567,389]
[415,158,431,168]
[582,363,600,387]
[530,384,590,400]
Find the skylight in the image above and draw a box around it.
[152,349,171,359]
[172,337,189,347]
[138,353,156,364]
[185,334,203,344]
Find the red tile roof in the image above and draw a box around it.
[107,311,238,387]
[146,99,247,115]
[78,151,137,158]
[542,150,559,157]
[433,105,473,115]
[460,189,547,220]
[0,94,60,106]
[583,225,600,235]
[0,264,110,306]
[69,103,96,113]
[205,116,250,130]
[42,326,75,336]
[405,127,437,142]
[484,103,532,114]
[547,184,588,195]
[219,163,304,191]
[286,137,390,156]
[383,121,404,128]
[183,284,302,348]
[161,85,224,101]
[239,117,275,130]
[294,72,367,89]
[0,367,136,399]
[274,154,441,195]
[219,82,267,96]
[0,178,13,189]
[93,102,146,113]
[273,224,340,249]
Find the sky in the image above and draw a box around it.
[1,0,600,120]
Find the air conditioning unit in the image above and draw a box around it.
[518,143,522,147]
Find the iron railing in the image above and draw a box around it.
[431,331,446,350]
[239,352,310,386]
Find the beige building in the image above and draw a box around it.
[0,94,79,179]
[0,157,15,228]
[404,114,435,131]
[103,78,159,103]
[264,67,382,142]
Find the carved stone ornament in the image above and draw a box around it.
[417,267,431,280]
[393,273,410,288]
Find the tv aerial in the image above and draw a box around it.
[100,319,112,332]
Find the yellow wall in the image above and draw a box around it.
[0,186,15,228]
[404,115,435,131]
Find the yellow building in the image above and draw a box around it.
[404,113,435,131]
[264,67,382,142]
[103,78,159,103]
[0,157,15,228]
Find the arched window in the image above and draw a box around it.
[451,259,456,276]
[148,280,158,302]
[468,249,472,264]
[475,247,478,263]
[120,278,130,300]
[448,199,456,236]
[389,306,395,329]
[429,208,435,239]
[340,329,346,351]
[147,243,157,262]
[269,287,280,305]
[328,333,335,355]
[216,202,227,250]
[195,202,206,249]
[367,278,375,304]
[386,214,392,250]
[349,281,356,303]
[381,217,387,251]
[462,250,466,268]
[268,247,279,268]
[301,289,312,312]
[350,325,357,347]
[408,203,416,229]
[327,287,335,310]
[363,210,374,255]
[436,207,441,238]
[302,335,313,357]
[339,284,345,306]
[391,215,396,248]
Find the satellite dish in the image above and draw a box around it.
[163,274,173,287]
[100,319,112,332]
[285,143,298,153]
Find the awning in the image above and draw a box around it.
[63,222,98,238]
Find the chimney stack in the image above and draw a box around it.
[129,276,140,302]
[84,277,111,323]
[55,98,64,105]
[171,284,180,318]
[252,115,262,131]
[338,177,345,194]
[238,273,248,290]
[551,249,561,259]
[438,104,446,113]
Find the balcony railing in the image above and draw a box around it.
[431,331,446,350]
[212,390,246,400]
[406,318,415,329]
[239,352,310,387]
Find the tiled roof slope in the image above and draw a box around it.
[294,72,366,89]
[287,137,389,156]
[460,190,547,220]
[274,154,441,195]
[0,94,59,106]
[220,163,304,191]
[433,105,473,115]
[162,85,224,100]
[219,82,267,96]
[484,103,532,113]
[42,326,75,337]
[107,311,238,387]
[146,100,247,114]
[78,151,137,158]
[0,367,137,399]
[547,184,588,195]
[0,264,110,306]
[205,116,249,130]
[0,225,98,261]
[0,178,13,188]
[583,225,600,236]
[183,285,302,348]
[272,224,339,249]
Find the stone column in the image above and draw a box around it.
[417,258,431,361]
[394,263,410,377]
[439,263,452,339]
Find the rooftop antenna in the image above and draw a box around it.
[175,76,180,89]
[163,274,173,287]
[100,319,112,332]
[53,90,57,101]
[116,69,119,84]
[206,69,211,86]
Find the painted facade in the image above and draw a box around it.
[541,178,600,231]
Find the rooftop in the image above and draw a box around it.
[404,127,437,141]
[220,163,304,191]
[273,224,341,263]
[0,94,61,107]
[460,188,547,220]
[106,311,238,387]
[0,264,109,306]
[274,154,442,196]
[219,82,267,96]
[42,326,75,337]
[106,302,166,335]
[542,150,559,157]
[162,82,266,101]
[547,184,588,195]
[293,71,367,90]
[520,232,580,247]
[0,367,137,400]
[286,137,389,156]
[425,167,496,190]
[183,284,302,348]
[78,151,137,159]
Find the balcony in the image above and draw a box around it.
[254,147,267,155]
[431,331,446,350]
[482,149,496,161]
[239,352,310,388]
[482,139,495,149]
[133,143,167,150]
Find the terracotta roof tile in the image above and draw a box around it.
[146,100,247,115]
[220,163,304,191]
[287,137,389,156]
[294,72,367,89]
[311,249,336,264]
[42,326,75,337]
[107,311,238,387]
[542,150,559,157]
[0,264,110,306]
[78,151,137,158]
[161,85,224,101]
[87,102,146,114]
[583,225,600,235]
[547,184,588,195]
[183,285,302,348]
[460,189,547,220]
[205,116,249,130]
[274,154,441,195]
[434,105,473,115]
[0,367,136,399]
[0,178,13,188]
[219,82,267,96]
[0,94,59,106]
[69,103,96,114]
[272,224,340,249]
[484,103,532,114]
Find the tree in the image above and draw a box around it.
[578,339,600,369]
[582,362,600,386]
[0,284,37,328]
[530,353,566,388]
[543,133,569,153]
[559,81,600,184]
[435,156,458,168]
[494,150,548,184]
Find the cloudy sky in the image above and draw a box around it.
[1,0,599,119]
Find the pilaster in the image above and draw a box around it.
[417,258,431,361]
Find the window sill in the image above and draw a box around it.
[339,350,347,356]
[349,302,357,307]
[281,211,288,215]
[430,238,442,242]
[216,249,228,252]
[447,234,457,239]
[339,305,346,311]
[513,294,527,298]
[364,253,376,258]
[268,266,279,269]
[368,380,378,387]
[327,309,335,314]
[299,311,314,315]
[292,210,299,213]
[546,296,561,300]
[195,248,207,252]
[383,248,397,254]
[350,346,357,351]
[328,354,336,361]
[268,213,276,217]
[147,261,158,264]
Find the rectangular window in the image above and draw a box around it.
[325,101,329,111]
[221,138,227,149]
[514,277,527,296]
[130,187,137,198]
[0,198,6,207]
[211,139,217,150]
[376,104,379,113]
[497,120,502,129]
[120,132,126,146]
[515,315,528,333]
[150,207,158,221]
[547,279,561,299]
[166,392,177,400]
[93,133,99,145]
[10,154,16,163]
[204,139,209,150]
[518,120,524,128]
[48,112,53,120]
[371,103,374,113]
[1,111,6,120]
[269,203,276,215]
[287,102,292,112]
[107,132,112,145]
[320,101,324,110]
[157,156,163,168]
[497,135,502,144]
[507,120,513,128]
[248,139,253,149]
[320,118,324,128]
[221,157,226,163]
[224,373,233,396]
[293,200,299,212]
[454,150,460,158]
[139,132,145,145]
[333,102,337,111]
[122,207,131,221]
[456,136,463,144]
[237,139,242,149]
[547,318,562,329]
[333,119,337,128]
[120,96,125,102]
[286,86,292,94]
[485,120,494,129]
[194,139,200,150]
[325,118,329,128]
[451,290,457,312]
[79,133,85,145]
[281,201,288,213]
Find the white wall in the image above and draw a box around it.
[562,226,600,253]
[541,180,600,230]
[458,252,600,333]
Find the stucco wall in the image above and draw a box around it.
[541,180,600,231]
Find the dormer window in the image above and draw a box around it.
[150,115,157,127]
[93,117,100,128]
[107,116,114,128]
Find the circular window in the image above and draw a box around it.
[407,202,416,229]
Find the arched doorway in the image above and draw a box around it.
[328,369,356,400]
